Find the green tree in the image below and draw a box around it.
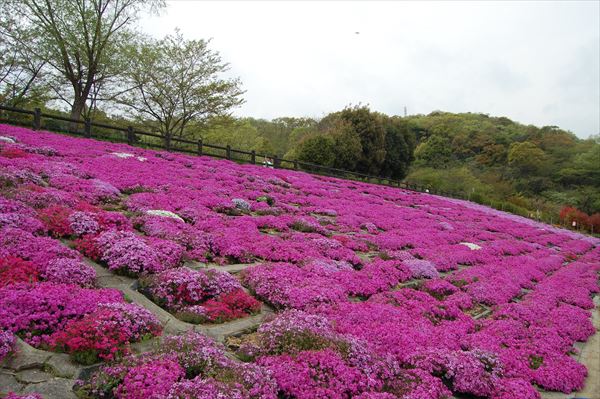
[5,0,162,120]
[119,31,244,144]
[244,117,316,155]
[296,134,336,168]
[330,120,362,171]
[380,116,415,179]
[406,166,490,196]
[323,106,386,175]
[507,141,548,175]
[201,117,273,154]
[0,12,49,107]
[475,143,506,166]
[414,135,452,168]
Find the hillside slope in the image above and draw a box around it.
[1,124,599,398]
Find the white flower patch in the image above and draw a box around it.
[145,209,185,222]
[0,136,16,143]
[136,156,147,162]
[460,242,482,251]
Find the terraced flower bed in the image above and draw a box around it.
[138,267,261,324]
[0,124,599,399]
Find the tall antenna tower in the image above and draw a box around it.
[404,106,407,117]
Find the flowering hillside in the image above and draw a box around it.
[0,124,599,399]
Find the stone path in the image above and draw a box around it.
[1,339,79,399]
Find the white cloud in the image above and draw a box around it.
[139,0,600,138]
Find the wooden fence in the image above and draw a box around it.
[0,105,466,199]
[2,105,594,234]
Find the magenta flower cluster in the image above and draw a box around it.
[0,329,15,362]
[1,123,599,397]
[140,267,260,323]
[96,230,183,275]
[77,331,278,399]
[0,282,123,347]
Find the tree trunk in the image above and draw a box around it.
[70,97,86,121]
[69,98,86,133]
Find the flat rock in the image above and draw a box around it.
[45,354,81,378]
[130,338,160,354]
[0,371,24,395]
[16,368,53,384]
[204,309,271,342]
[3,339,51,371]
[120,287,193,334]
[22,377,77,399]
[187,261,261,274]
[96,275,134,288]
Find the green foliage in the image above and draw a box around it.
[200,117,273,154]
[508,141,548,175]
[121,31,244,141]
[404,111,599,223]
[292,106,415,178]
[71,349,101,366]
[244,117,317,156]
[256,196,275,206]
[296,134,336,168]
[379,116,415,179]
[406,166,491,196]
[329,120,362,171]
[330,105,387,174]
[414,135,452,168]
[5,0,164,119]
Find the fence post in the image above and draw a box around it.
[294,160,298,170]
[127,126,135,145]
[197,139,203,156]
[33,108,41,130]
[226,145,231,160]
[84,117,91,138]
[251,150,256,164]
[274,155,279,169]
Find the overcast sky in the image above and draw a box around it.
[140,1,600,138]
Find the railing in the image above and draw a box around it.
[0,105,466,198]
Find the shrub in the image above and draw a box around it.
[141,267,259,323]
[50,302,162,364]
[0,329,16,362]
[0,256,40,287]
[0,282,124,347]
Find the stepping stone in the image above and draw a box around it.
[131,337,160,354]
[186,261,261,274]
[203,306,273,342]
[96,275,134,288]
[22,377,78,399]
[45,354,81,379]
[2,339,51,371]
[0,371,24,395]
[16,369,53,384]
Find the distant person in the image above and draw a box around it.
[263,157,274,168]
